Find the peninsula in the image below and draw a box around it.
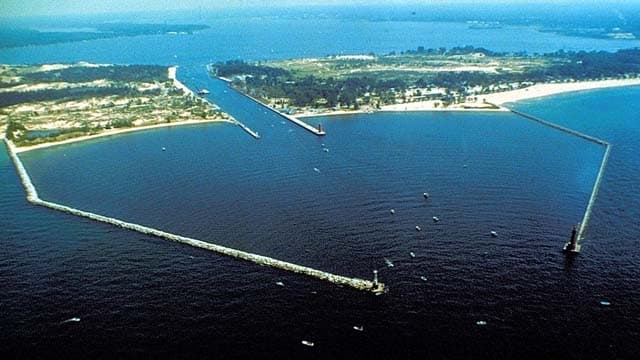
[0,23,210,49]
[210,46,640,117]
[0,63,233,152]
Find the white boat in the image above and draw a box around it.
[490,231,498,237]
[420,276,427,281]
[423,192,430,199]
[415,225,422,231]
[197,89,210,95]
[61,317,81,323]
[276,281,285,287]
[384,258,394,268]
[410,252,416,258]
[301,340,314,347]
[390,209,395,214]
[162,147,166,151]
[432,216,440,222]
[353,325,364,331]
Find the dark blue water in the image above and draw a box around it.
[2,9,640,359]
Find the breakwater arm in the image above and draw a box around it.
[508,107,611,250]
[509,109,608,146]
[3,139,382,293]
[577,143,611,243]
[220,79,326,136]
[170,66,259,140]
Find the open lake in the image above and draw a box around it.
[1,10,639,359]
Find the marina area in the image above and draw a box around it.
[2,4,640,358]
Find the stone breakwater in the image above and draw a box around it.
[508,108,611,247]
[220,79,326,136]
[577,143,611,243]
[4,139,384,293]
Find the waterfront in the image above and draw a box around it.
[2,9,640,359]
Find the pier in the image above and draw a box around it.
[509,109,608,146]
[220,79,326,136]
[509,108,611,250]
[577,142,611,243]
[233,120,261,139]
[171,66,259,140]
[4,139,383,293]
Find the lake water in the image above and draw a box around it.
[1,10,640,359]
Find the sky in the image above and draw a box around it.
[0,0,636,18]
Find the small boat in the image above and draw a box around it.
[197,89,210,96]
[353,325,364,331]
[301,340,314,347]
[420,276,427,281]
[162,147,166,151]
[415,225,422,231]
[313,167,320,173]
[384,258,394,268]
[600,301,611,306]
[490,231,498,237]
[323,148,329,153]
[61,317,81,323]
[476,320,487,326]
[390,209,395,214]
[276,281,285,287]
[423,192,430,199]
[410,252,416,258]
[432,216,440,222]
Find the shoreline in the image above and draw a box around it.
[13,118,233,153]
[296,78,640,117]
[12,77,640,152]
[481,78,640,105]
[13,66,235,153]
[168,65,197,98]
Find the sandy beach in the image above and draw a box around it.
[379,78,640,113]
[380,101,506,112]
[296,109,372,118]
[482,78,640,105]
[13,118,233,153]
[168,66,196,98]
